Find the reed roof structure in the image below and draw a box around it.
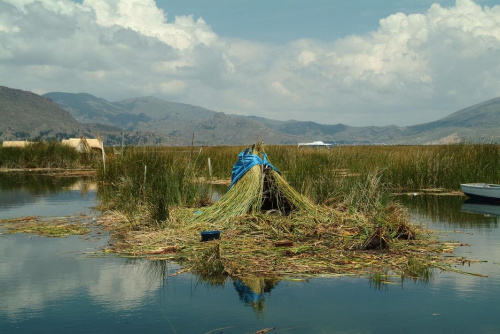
[62,137,103,154]
[2,141,33,148]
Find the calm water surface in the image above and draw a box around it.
[1,175,499,333]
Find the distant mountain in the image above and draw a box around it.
[0,86,90,140]
[247,98,500,144]
[400,97,500,144]
[114,96,216,121]
[411,97,500,131]
[248,117,407,144]
[43,93,304,145]
[2,85,497,145]
[0,86,183,146]
[44,92,150,129]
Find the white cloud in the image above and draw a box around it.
[0,0,499,126]
[270,81,300,101]
[84,0,217,50]
[0,236,169,318]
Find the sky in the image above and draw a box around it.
[1,0,499,127]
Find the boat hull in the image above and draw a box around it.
[461,183,500,202]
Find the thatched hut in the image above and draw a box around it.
[62,137,104,155]
[2,141,33,148]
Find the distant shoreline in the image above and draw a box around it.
[0,168,96,177]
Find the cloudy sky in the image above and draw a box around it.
[1,0,499,126]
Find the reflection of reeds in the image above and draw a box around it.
[403,256,433,283]
[0,173,87,193]
[231,277,278,315]
[191,243,228,286]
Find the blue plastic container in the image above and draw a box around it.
[200,230,221,241]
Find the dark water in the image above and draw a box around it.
[1,177,499,333]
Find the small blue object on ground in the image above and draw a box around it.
[200,230,221,241]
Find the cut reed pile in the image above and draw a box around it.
[98,144,468,281]
[100,202,469,280]
[193,143,317,226]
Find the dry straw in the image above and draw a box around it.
[192,142,318,226]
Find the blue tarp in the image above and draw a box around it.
[229,148,280,189]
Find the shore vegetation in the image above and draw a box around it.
[0,141,101,170]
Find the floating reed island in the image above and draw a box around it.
[98,142,474,281]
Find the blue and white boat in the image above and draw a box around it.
[460,183,500,202]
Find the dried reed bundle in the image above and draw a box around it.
[192,164,263,225]
[192,143,319,226]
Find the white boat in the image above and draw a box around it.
[460,183,500,202]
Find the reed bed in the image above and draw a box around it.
[4,142,496,281]
[97,146,212,226]
[97,144,498,218]
[98,203,463,280]
[0,141,100,169]
[94,143,495,281]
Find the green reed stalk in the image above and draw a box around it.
[97,143,499,224]
[0,141,100,169]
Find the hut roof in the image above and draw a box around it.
[61,138,82,148]
[62,137,103,153]
[85,139,103,150]
[2,141,32,148]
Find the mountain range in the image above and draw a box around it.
[0,85,498,145]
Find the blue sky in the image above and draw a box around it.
[159,0,497,42]
[1,0,500,126]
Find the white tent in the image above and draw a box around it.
[297,141,332,148]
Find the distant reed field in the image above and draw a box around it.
[97,144,498,221]
[0,141,100,169]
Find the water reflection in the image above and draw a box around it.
[396,196,500,301]
[232,277,278,314]
[461,200,500,217]
[139,259,278,315]
[0,235,168,320]
[0,173,92,194]
[2,178,500,332]
[0,174,97,219]
[395,194,499,228]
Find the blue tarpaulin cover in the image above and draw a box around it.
[229,148,280,189]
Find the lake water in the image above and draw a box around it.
[1,175,499,333]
